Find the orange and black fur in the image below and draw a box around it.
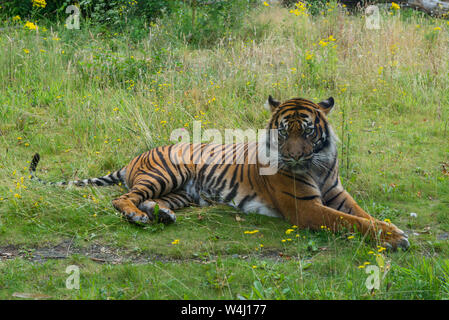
[30,96,409,250]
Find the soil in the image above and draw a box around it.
[0,239,294,265]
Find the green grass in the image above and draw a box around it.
[1,3,449,299]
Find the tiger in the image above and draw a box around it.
[29,95,409,250]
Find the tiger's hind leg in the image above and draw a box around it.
[111,147,193,225]
[138,190,195,224]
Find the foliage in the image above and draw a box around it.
[0,0,171,23]
[155,0,257,47]
[1,0,256,46]
[0,1,449,300]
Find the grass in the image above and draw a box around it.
[0,2,449,299]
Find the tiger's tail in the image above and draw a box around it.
[29,153,126,187]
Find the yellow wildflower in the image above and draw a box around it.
[24,21,38,31]
[32,0,47,8]
[391,2,400,10]
[290,1,308,16]
[244,230,259,235]
[319,40,328,47]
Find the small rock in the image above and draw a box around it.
[437,233,449,241]
[12,292,52,300]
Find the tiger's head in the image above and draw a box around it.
[265,96,336,172]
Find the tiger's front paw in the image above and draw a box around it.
[138,201,176,224]
[379,221,410,251]
[124,210,152,224]
[112,198,153,224]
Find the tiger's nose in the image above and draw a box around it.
[288,150,303,160]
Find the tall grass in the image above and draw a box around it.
[0,2,448,299]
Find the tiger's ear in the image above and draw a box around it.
[317,97,334,115]
[265,95,281,112]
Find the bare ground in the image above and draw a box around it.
[0,240,296,265]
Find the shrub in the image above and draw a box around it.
[159,0,257,47]
[0,0,171,24]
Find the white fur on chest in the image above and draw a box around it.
[240,199,281,217]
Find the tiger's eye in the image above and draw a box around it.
[279,128,287,136]
[304,128,313,135]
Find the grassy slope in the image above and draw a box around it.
[0,4,448,299]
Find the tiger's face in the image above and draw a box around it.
[265,96,335,171]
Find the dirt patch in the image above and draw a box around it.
[0,240,123,264]
[0,240,293,265]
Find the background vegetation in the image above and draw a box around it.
[0,0,448,299]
